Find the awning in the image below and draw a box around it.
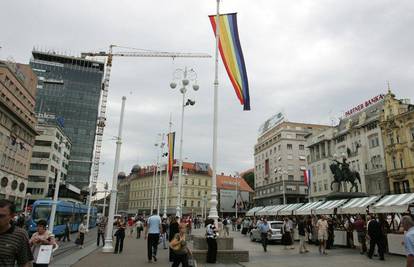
[256,205,278,216]
[278,203,304,216]
[313,199,348,215]
[295,201,324,215]
[246,206,264,216]
[337,196,380,214]
[267,204,288,216]
[370,193,414,213]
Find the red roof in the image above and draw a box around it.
[216,175,253,192]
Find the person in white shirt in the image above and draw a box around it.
[144,210,161,263]
[316,215,328,255]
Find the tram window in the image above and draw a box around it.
[33,206,51,223]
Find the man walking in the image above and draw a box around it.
[145,209,161,263]
[0,200,33,267]
[317,215,328,255]
[367,215,385,261]
[402,216,414,267]
[259,218,271,252]
[97,216,106,246]
[353,215,367,254]
[136,219,144,239]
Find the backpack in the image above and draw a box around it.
[223,219,228,226]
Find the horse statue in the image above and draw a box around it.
[330,158,362,192]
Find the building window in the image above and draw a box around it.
[411,127,414,140]
[313,182,317,192]
[287,155,293,160]
[265,159,269,176]
[400,156,404,169]
[299,144,305,150]
[288,175,294,181]
[184,200,187,207]
[394,182,401,194]
[402,180,410,193]
[287,144,293,150]
[392,156,397,169]
[368,134,379,148]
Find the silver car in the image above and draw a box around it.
[250,221,283,243]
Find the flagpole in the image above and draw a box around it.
[208,0,220,223]
[163,114,172,218]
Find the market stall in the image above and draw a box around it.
[337,196,380,214]
[255,205,278,217]
[313,199,348,215]
[369,193,414,255]
[294,201,324,215]
[246,206,264,217]
[278,203,304,216]
[267,204,287,216]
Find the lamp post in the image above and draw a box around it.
[170,67,199,218]
[103,182,108,216]
[102,96,126,253]
[208,0,221,223]
[24,193,31,216]
[157,134,166,215]
[49,138,67,234]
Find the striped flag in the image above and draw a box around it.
[209,13,250,110]
[303,169,311,187]
[167,132,175,182]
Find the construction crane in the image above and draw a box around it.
[82,44,211,225]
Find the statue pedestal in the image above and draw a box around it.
[190,235,249,263]
[326,191,368,200]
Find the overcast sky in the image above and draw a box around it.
[2,0,414,188]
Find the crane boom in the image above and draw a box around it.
[85,45,210,210]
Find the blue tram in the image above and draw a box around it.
[28,199,97,237]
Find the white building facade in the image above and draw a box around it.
[254,114,330,206]
[27,122,71,201]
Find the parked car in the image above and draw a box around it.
[250,221,283,243]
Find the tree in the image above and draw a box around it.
[242,171,255,190]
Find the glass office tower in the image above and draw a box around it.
[30,51,104,190]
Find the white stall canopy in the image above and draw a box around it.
[313,199,348,215]
[295,201,324,215]
[268,204,288,216]
[370,193,414,213]
[246,206,264,217]
[256,205,278,216]
[337,196,380,214]
[278,203,304,216]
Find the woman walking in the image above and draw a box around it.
[282,217,294,249]
[170,223,192,267]
[30,219,58,267]
[169,216,180,262]
[78,219,88,249]
[206,218,218,263]
[114,219,126,254]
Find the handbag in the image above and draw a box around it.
[75,238,81,245]
[187,255,195,267]
[34,245,53,264]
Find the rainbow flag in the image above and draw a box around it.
[167,132,175,182]
[209,13,250,110]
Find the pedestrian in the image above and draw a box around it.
[169,216,180,262]
[316,215,328,255]
[61,218,71,242]
[259,217,272,252]
[298,216,309,253]
[326,217,334,249]
[97,216,106,246]
[169,223,192,267]
[29,219,57,267]
[223,217,230,237]
[0,200,33,267]
[282,217,294,250]
[114,219,126,254]
[162,218,169,249]
[136,219,144,239]
[127,217,134,237]
[367,215,385,261]
[353,215,367,254]
[78,218,87,249]
[206,218,218,263]
[145,209,161,263]
[232,217,237,231]
[402,215,414,267]
[242,218,250,235]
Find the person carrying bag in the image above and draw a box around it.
[169,223,192,267]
